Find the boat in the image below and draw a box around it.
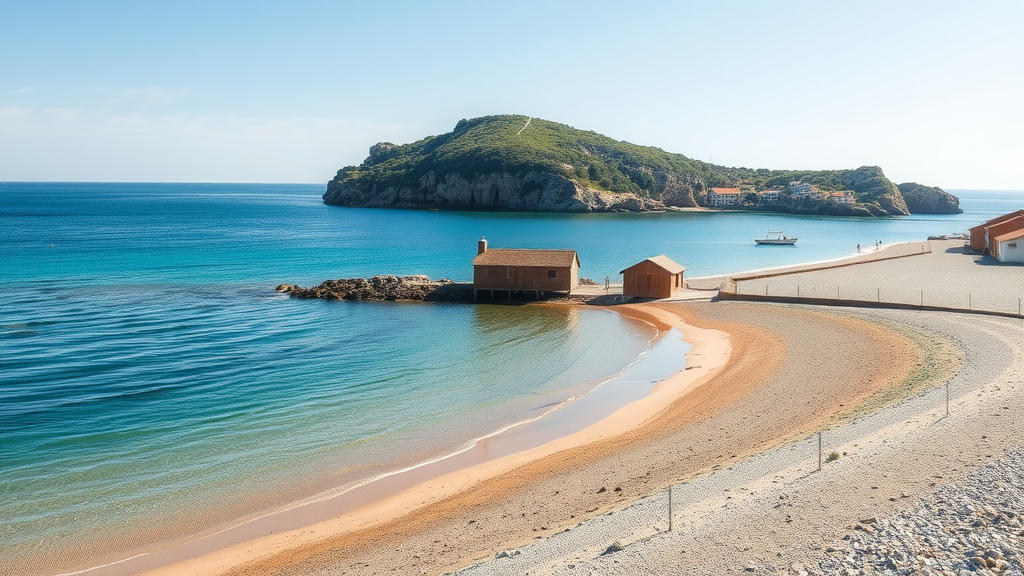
[755,230,798,245]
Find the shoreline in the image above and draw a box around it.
[57,307,720,576]
[48,240,947,576]
[127,306,730,576]
[210,301,922,576]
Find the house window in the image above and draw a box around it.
[547,270,557,279]
[1010,242,1018,249]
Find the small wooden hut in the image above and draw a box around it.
[472,237,580,299]
[620,255,685,299]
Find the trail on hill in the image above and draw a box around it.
[516,117,532,136]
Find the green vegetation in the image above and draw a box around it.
[335,115,722,196]
[327,114,954,216]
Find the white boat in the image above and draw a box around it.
[755,231,797,245]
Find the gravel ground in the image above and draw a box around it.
[807,446,1024,576]
[452,306,1024,576]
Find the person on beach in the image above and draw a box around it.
[857,243,861,253]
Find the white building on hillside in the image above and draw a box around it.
[708,187,741,207]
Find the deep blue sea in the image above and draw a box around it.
[1,183,1020,574]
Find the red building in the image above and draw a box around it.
[969,210,1024,253]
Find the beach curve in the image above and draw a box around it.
[129,299,926,576]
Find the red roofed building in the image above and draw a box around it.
[708,187,741,207]
[992,228,1024,263]
[969,210,1024,253]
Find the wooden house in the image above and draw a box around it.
[969,210,1024,252]
[472,237,580,299]
[620,255,685,299]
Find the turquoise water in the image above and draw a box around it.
[0,183,1020,574]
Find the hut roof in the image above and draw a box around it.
[971,210,1024,231]
[473,249,579,268]
[994,227,1024,243]
[620,255,685,275]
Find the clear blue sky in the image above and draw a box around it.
[1,0,1022,188]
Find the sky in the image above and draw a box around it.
[1,0,1022,189]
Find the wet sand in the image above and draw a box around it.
[133,300,921,576]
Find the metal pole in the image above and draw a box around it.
[817,432,822,472]
[668,485,673,532]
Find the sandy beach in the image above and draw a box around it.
[122,298,927,576]
[89,241,1018,576]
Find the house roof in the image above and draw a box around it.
[971,210,1024,231]
[473,249,580,268]
[620,255,685,275]
[710,187,741,195]
[994,227,1024,243]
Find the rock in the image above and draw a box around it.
[326,169,670,213]
[601,541,624,555]
[280,277,473,303]
[495,550,510,559]
[897,182,962,214]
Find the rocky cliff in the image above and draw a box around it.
[897,182,963,214]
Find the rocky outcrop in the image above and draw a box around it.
[897,182,962,214]
[277,276,474,302]
[839,166,909,216]
[324,170,672,213]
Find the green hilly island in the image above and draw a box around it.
[324,115,961,216]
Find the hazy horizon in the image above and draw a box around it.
[2,1,1022,189]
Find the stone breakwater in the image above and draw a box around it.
[276,276,613,304]
[801,446,1024,576]
[276,275,474,302]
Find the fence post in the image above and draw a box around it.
[668,485,673,532]
[946,381,950,417]
[969,293,972,310]
[765,284,768,297]
[797,284,800,298]
[877,287,880,303]
[837,286,840,299]
[817,432,822,472]
[921,289,924,307]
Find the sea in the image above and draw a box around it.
[1,183,1020,574]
